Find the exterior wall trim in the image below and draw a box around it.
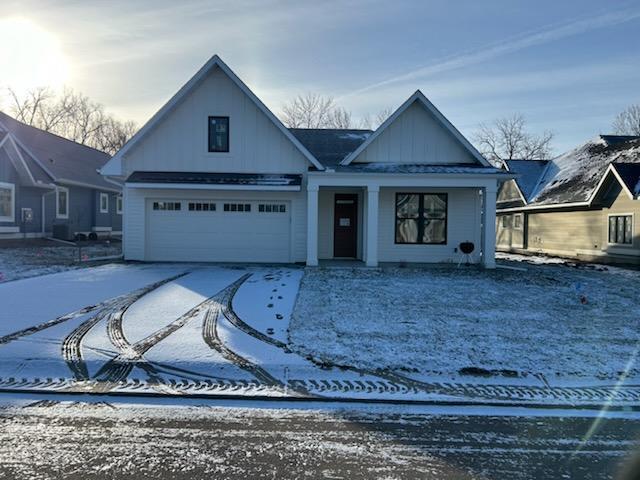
[125,182,301,191]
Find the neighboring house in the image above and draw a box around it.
[0,111,123,240]
[101,55,509,267]
[497,135,640,264]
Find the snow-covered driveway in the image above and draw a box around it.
[1,262,639,407]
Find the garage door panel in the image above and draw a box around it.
[146,199,291,262]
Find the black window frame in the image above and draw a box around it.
[208,116,229,153]
[608,215,633,245]
[394,192,448,245]
[223,203,251,212]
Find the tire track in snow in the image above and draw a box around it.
[61,273,189,382]
[92,276,240,391]
[202,275,288,389]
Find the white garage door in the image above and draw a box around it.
[146,199,291,262]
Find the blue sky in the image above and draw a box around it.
[2,0,640,153]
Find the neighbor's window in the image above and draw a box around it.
[56,187,69,219]
[100,193,109,213]
[502,216,510,228]
[0,182,15,222]
[116,196,123,214]
[395,193,447,244]
[208,116,229,152]
[153,201,181,211]
[609,215,632,245]
[514,214,522,229]
[188,202,216,211]
[223,203,251,212]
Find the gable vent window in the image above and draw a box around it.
[224,203,251,212]
[208,116,229,152]
[258,204,286,213]
[153,201,181,211]
[188,202,216,212]
[609,215,632,245]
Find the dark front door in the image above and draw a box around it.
[334,194,358,258]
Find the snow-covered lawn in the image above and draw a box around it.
[0,239,122,282]
[289,265,640,381]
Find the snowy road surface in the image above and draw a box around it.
[0,399,638,479]
[1,263,639,406]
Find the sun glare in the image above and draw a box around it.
[0,17,70,95]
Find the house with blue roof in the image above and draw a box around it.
[0,111,122,241]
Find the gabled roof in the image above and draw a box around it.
[530,135,640,206]
[503,159,550,202]
[104,55,324,174]
[0,111,119,192]
[288,128,372,168]
[498,135,640,212]
[340,90,491,167]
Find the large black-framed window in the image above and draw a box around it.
[395,193,447,244]
[608,215,632,245]
[208,116,229,152]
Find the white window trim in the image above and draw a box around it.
[116,196,123,215]
[100,192,109,213]
[56,186,69,219]
[0,181,15,222]
[607,212,634,246]
[513,213,523,230]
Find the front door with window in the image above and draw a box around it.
[334,194,358,258]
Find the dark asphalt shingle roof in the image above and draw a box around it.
[126,171,302,187]
[504,159,549,201]
[0,111,118,191]
[333,163,506,175]
[530,135,640,205]
[288,128,372,167]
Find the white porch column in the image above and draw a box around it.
[366,185,379,267]
[483,184,497,269]
[306,184,319,266]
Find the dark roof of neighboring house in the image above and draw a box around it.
[288,128,372,167]
[0,111,119,191]
[530,135,640,205]
[612,162,640,197]
[503,159,549,201]
[126,171,302,187]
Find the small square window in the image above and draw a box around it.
[279,205,286,213]
[208,116,229,152]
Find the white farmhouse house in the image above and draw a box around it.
[101,55,509,267]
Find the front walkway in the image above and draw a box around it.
[0,263,638,408]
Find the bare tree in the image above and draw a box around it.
[613,104,640,136]
[281,93,336,128]
[474,114,553,166]
[4,87,136,155]
[327,107,352,129]
[359,107,393,129]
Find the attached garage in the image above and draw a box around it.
[145,197,292,262]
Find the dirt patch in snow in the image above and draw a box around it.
[289,265,640,380]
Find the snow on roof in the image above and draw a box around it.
[0,111,118,191]
[529,135,640,206]
[288,128,372,168]
[333,163,506,175]
[126,171,302,186]
[504,159,550,201]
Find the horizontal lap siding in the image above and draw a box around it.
[378,187,481,263]
[123,187,305,262]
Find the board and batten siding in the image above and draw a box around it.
[121,66,311,176]
[123,187,306,262]
[352,102,477,165]
[376,187,482,263]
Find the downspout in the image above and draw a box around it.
[42,188,56,236]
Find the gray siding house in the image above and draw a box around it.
[0,111,122,240]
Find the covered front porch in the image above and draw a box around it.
[306,169,501,268]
